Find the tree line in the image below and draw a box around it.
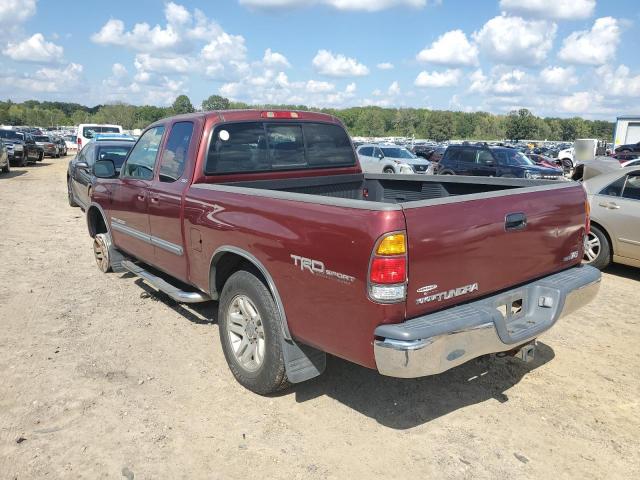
[0,95,614,142]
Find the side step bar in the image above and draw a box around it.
[121,260,210,304]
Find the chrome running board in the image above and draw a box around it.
[121,260,210,303]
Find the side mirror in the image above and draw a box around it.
[378,154,384,159]
[76,161,89,169]
[94,159,116,178]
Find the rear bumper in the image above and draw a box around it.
[373,265,601,378]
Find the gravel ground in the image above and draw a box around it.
[1,159,639,479]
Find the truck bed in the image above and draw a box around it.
[204,173,563,206]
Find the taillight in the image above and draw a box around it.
[368,232,407,303]
[260,111,300,119]
[585,198,591,235]
[77,138,82,148]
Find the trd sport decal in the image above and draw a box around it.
[290,254,355,284]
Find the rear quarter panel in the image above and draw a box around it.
[184,187,405,369]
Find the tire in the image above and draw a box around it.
[383,167,395,174]
[92,232,124,273]
[583,225,611,270]
[439,170,455,175]
[19,155,28,167]
[561,158,573,176]
[218,270,289,395]
[67,178,78,207]
[1,159,9,173]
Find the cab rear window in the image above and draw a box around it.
[204,122,355,175]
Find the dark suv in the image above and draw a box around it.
[0,129,41,166]
[437,145,563,179]
[615,141,640,154]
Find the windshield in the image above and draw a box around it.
[83,126,121,138]
[0,130,20,140]
[34,136,50,142]
[493,149,535,166]
[381,147,416,159]
[97,145,133,169]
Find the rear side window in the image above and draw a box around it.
[622,175,640,200]
[459,148,477,164]
[159,121,194,182]
[205,122,356,175]
[359,146,373,156]
[82,126,121,139]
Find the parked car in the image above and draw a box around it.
[76,123,123,151]
[34,135,60,158]
[621,158,640,168]
[0,138,9,174]
[54,136,67,156]
[583,167,640,269]
[67,139,135,209]
[64,135,78,153]
[614,141,640,154]
[526,153,563,171]
[437,145,563,179]
[357,144,431,174]
[0,129,41,166]
[611,151,640,163]
[84,109,600,394]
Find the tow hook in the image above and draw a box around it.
[514,341,536,363]
[496,341,537,363]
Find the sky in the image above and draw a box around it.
[0,0,639,119]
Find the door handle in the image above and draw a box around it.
[505,212,527,231]
[137,193,146,201]
[150,196,160,204]
[598,202,620,209]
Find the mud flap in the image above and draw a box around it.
[280,337,326,383]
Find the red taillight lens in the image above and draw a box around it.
[370,257,406,284]
[260,111,300,119]
[77,138,82,148]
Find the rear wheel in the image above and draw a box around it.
[218,270,289,395]
[583,225,611,270]
[561,158,573,176]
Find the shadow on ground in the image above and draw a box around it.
[126,273,555,430]
[0,170,27,179]
[290,343,554,429]
[604,263,640,282]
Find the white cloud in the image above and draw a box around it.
[312,49,369,77]
[595,65,640,97]
[417,30,478,67]
[468,67,531,96]
[262,48,291,68]
[0,0,36,25]
[414,69,461,88]
[499,0,595,20]
[3,33,64,63]
[102,62,185,105]
[559,91,604,113]
[200,32,249,79]
[0,63,84,94]
[388,81,401,96]
[473,15,556,65]
[377,62,394,70]
[558,17,620,66]
[539,66,577,89]
[306,79,335,93]
[238,0,427,12]
[165,2,192,25]
[345,82,356,94]
[134,53,192,74]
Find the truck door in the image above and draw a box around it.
[110,126,165,261]
[148,121,196,281]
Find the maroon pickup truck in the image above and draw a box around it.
[86,110,601,394]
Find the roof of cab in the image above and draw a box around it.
[152,110,341,125]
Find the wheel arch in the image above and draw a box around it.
[86,202,110,239]
[209,246,291,340]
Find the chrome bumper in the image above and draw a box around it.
[374,265,601,378]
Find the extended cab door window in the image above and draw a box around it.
[159,121,194,182]
[122,126,165,180]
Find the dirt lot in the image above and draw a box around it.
[1,159,639,479]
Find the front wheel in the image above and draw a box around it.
[561,159,573,176]
[218,270,289,395]
[383,167,395,174]
[583,225,611,270]
[93,233,123,273]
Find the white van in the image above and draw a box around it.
[76,124,123,150]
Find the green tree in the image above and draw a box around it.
[506,108,537,141]
[171,95,194,115]
[201,95,230,111]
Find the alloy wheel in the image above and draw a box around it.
[226,295,265,372]
[583,232,601,263]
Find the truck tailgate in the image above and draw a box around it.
[403,184,587,318]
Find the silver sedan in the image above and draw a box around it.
[583,166,640,269]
